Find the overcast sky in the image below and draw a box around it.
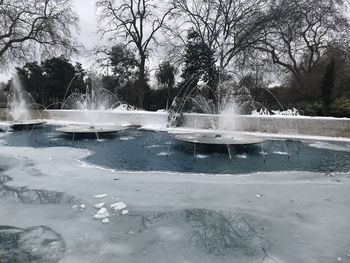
[0,0,98,83]
[72,0,98,52]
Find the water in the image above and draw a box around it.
[7,74,31,122]
[168,81,264,131]
[61,77,123,126]
[2,126,350,174]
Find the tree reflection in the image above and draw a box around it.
[0,175,78,204]
[0,225,65,263]
[140,209,267,257]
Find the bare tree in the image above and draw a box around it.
[171,0,268,77]
[0,0,79,68]
[96,0,175,107]
[256,0,349,91]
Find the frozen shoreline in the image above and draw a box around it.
[1,143,350,262]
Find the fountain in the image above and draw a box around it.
[168,81,265,147]
[0,74,45,131]
[55,76,131,137]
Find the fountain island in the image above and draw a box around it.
[53,78,137,138]
[0,75,45,132]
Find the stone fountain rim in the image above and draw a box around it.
[174,132,265,145]
[55,124,128,134]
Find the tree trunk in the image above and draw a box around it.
[321,59,335,116]
[136,56,147,108]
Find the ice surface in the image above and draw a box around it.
[1,144,350,262]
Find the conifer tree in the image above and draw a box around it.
[321,59,335,116]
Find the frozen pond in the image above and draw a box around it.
[1,127,350,262]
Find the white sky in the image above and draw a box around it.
[73,0,97,49]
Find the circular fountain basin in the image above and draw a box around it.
[9,120,46,131]
[55,125,128,135]
[175,132,265,145]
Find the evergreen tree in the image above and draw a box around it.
[17,62,45,106]
[181,30,219,90]
[16,56,86,108]
[156,61,177,110]
[109,45,139,87]
[321,59,335,116]
[106,44,151,107]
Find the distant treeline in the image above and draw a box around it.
[0,47,349,117]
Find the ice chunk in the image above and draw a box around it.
[93,214,107,219]
[196,154,208,159]
[93,207,110,219]
[80,204,86,209]
[111,202,127,211]
[273,151,289,155]
[102,218,110,224]
[237,153,247,159]
[94,202,105,209]
[120,136,134,141]
[94,194,108,198]
[121,209,129,215]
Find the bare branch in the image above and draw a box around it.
[0,0,79,68]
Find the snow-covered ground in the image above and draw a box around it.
[1,140,350,262]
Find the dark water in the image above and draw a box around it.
[2,126,350,174]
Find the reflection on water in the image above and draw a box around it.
[0,176,78,204]
[138,209,267,259]
[183,209,266,256]
[0,171,72,262]
[0,225,65,263]
[0,175,78,204]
